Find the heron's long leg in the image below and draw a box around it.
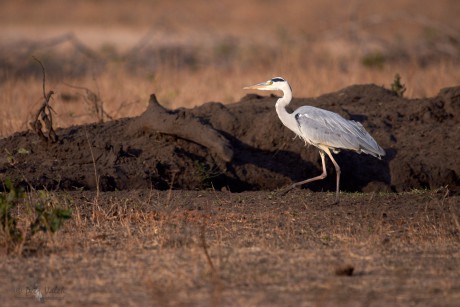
[322,147,341,203]
[281,151,327,196]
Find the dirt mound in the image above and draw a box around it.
[1,84,459,193]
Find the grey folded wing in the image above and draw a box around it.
[294,106,385,158]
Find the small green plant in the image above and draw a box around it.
[29,191,72,236]
[0,180,72,254]
[17,148,30,155]
[5,149,16,166]
[390,73,406,97]
[0,179,24,246]
[194,161,223,189]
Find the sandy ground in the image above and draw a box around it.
[1,189,459,306]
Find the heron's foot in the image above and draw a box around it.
[331,192,340,205]
[276,184,297,196]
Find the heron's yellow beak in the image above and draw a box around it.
[243,81,272,90]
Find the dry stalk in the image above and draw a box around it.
[443,190,460,237]
[164,172,177,208]
[199,219,224,306]
[83,126,101,222]
[30,57,57,143]
[64,82,112,123]
[200,221,215,273]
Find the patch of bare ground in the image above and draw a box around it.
[1,189,459,306]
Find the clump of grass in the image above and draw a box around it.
[194,161,223,189]
[390,73,406,97]
[29,191,72,236]
[0,179,24,248]
[0,180,72,255]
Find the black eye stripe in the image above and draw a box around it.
[271,77,285,82]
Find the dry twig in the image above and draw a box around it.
[200,219,223,305]
[200,221,215,273]
[64,82,112,123]
[30,57,58,143]
[83,126,102,222]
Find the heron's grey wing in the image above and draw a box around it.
[294,106,385,157]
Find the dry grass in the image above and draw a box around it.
[1,54,459,138]
[1,0,460,137]
[1,189,459,305]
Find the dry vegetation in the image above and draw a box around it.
[2,189,459,305]
[1,1,460,305]
[1,0,460,137]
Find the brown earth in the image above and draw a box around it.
[1,84,459,195]
[1,84,460,305]
[1,189,459,306]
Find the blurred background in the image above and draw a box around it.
[1,0,459,136]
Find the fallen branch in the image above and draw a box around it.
[128,94,233,162]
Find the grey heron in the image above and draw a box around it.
[244,77,385,202]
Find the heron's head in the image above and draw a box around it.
[243,77,291,92]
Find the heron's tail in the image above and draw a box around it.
[353,122,385,158]
[360,146,385,159]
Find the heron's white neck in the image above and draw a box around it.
[275,83,298,134]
